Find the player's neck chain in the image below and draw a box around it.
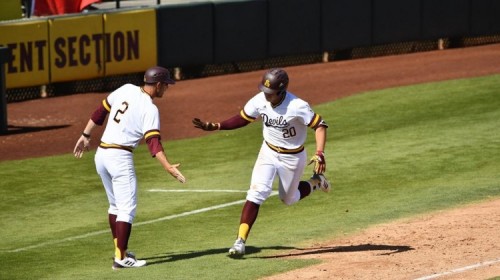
[140,87,152,99]
[271,92,286,108]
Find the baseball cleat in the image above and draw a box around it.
[311,173,331,193]
[228,237,245,256]
[112,252,146,270]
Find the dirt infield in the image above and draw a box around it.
[263,198,500,280]
[1,44,500,279]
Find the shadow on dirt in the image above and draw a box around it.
[259,243,414,258]
[143,243,413,266]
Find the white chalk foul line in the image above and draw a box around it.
[148,189,248,193]
[134,199,246,227]
[414,257,500,280]
[7,191,277,253]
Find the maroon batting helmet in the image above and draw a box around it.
[144,66,176,84]
[258,68,289,94]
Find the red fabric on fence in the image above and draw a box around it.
[33,0,101,16]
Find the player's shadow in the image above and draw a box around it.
[1,124,71,135]
[258,243,414,259]
[143,244,412,266]
[144,245,296,266]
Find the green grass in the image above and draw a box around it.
[0,74,499,279]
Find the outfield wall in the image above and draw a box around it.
[0,9,157,88]
[0,0,499,91]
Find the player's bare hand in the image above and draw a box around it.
[167,163,186,183]
[308,151,326,174]
[73,135,90,158]
[192,118,219,131]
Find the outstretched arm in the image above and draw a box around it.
[155,150,186,183]
[192,118,220,131]
[192,114,250,131]
[146,136,185,183]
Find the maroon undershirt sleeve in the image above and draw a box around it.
[146,136,164,157]
[219,114,251,130]
[90,103,109,125]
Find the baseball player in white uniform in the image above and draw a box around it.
[74,66,186,269]
[192,68,330,256]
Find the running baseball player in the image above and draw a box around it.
[73,66,186,269]
[192,68,330,256]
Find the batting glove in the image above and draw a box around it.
[192,118,220,131]
[308,151,326,174]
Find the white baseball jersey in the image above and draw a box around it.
[242,91,320,149]
[241,91,324,205]
[95,83,161,223]
[100,84,160,148]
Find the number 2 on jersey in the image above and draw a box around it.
[113,102,129,123]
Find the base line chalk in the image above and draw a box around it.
[414,258,500,280]
[7,191,277,253]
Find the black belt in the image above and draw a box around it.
[265,141,304,154]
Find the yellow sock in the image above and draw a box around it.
[113,238,121,259]
[238,223,250,241]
